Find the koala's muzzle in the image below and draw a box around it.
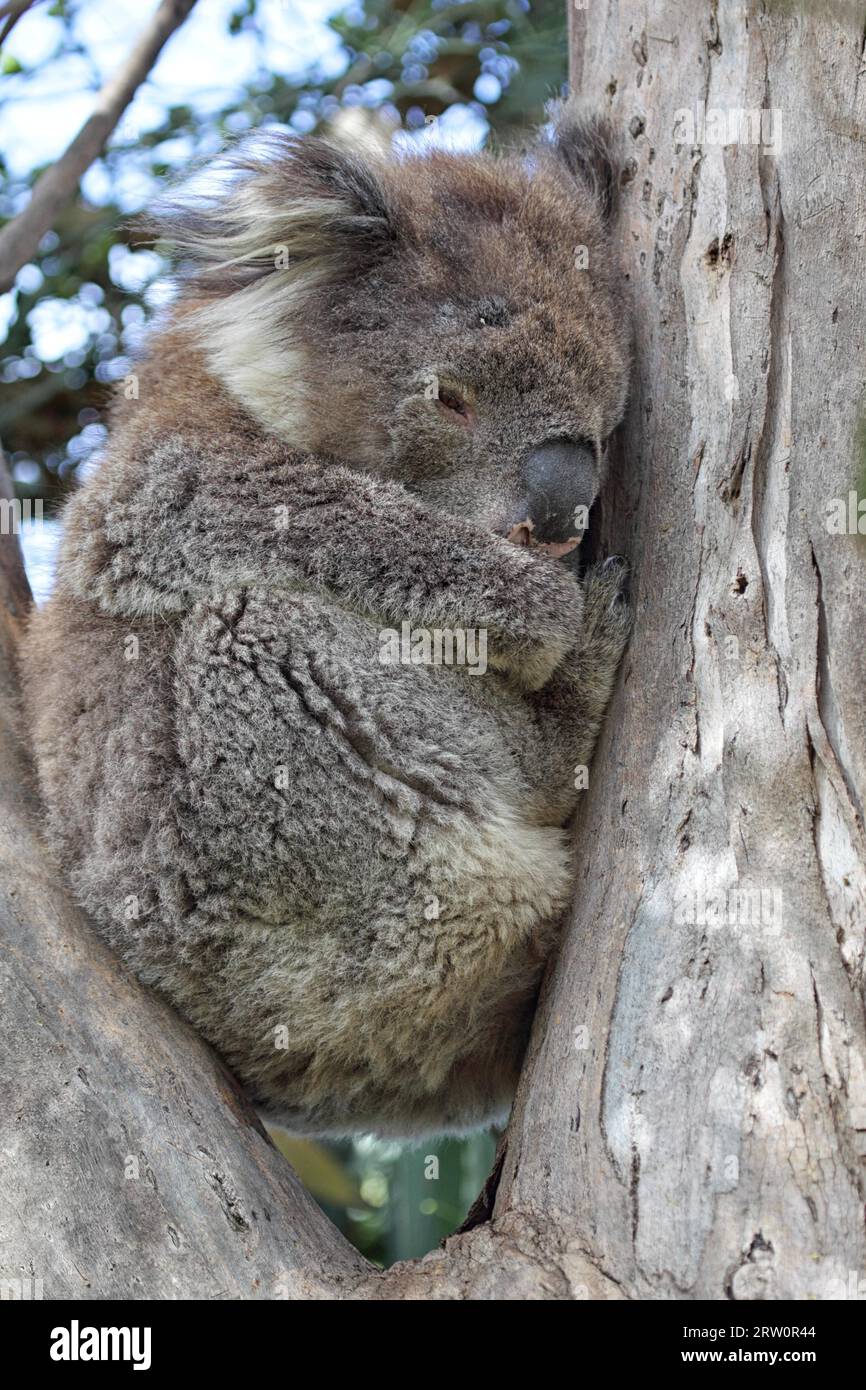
[506,439,598,550]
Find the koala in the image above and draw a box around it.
[23,103,631,1139]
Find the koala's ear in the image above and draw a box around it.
[286,135,399,267]
[542,100,619,223]
[146,131,399,294]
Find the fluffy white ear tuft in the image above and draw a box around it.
[143,133,399,444]
[147,130,399,293]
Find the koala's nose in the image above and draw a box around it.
[516,438,599,545]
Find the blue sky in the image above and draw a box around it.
[0,0,489,180]
[1,0,349,177]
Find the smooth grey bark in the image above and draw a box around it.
[1,0,865,1301]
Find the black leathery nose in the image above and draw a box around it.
[519,439,598,544]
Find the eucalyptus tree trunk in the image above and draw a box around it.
[1,0,864,1301]
[494,0,866,1300]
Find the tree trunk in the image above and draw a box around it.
[2,0,865,1300]
[383,0,866,1300]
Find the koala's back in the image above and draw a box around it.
[26,582,572,1136]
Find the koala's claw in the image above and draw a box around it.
[580,555,633,651]
[600,554,630,604]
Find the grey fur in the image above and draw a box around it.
[23,105,632,1137]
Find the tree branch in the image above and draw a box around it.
[0,0,40,48]
[499,0,866,1300]
[0,0,198,294]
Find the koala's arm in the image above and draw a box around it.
[60,432,584,689]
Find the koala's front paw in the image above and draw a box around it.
[493,550,586,690]
[580,555,632,659]
[500,632,573,692]
[487,628,575,692]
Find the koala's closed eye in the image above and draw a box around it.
[436,384,475,427]
[438,386,467,416]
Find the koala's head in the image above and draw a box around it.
[160,103,630,551]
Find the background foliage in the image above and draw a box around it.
[0,0,564,1268]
